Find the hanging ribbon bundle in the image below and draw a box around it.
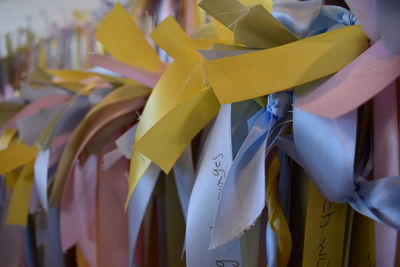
[0,0,399,266]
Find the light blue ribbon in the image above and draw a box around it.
[172,146,195,221]
[186,104,242,267]
[273,0,357,38]
[127,163,161,267]
[210,92,291,250]
[276,88,400,231]
[271,0,400,231]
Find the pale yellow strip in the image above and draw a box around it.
[302,181,348,266]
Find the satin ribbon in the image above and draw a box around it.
[289,2,400,265]
[272,0,322,38]
[127,16,219,204]
[294,40,400,118]
[372,82,399,267]
[87,54,164,88]
[0,141,38,174]
[2,94,72,131]
[50,84,148,204]
[103,124,161,267]
[266,151,293,267]
[127,163,161,267]
[211,92,291,249]
[376,0,400,54]
[40,96,91,149]
[344,0,400,54]
[172,146,195,220]
[199,0,287,50]
[19,82,66,101]
[34,149,50,210]
[266,155,292,267]
[186,104,242,267]
[17,104,66,146]
[278,85,400,234]
[93,6,221,205]
[0,129,16,150]
[108,125,189,265]
[295,0,400,118]
[60,155,98,267]
[272,0,400,233]
[6,160,35,226]
[34,208,65,267]
[97,155,129,267]
[205,25,368,104]
[0,185,25,267]
[95,2,162,72]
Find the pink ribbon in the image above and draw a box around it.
[3,94,72,130]
[87,54,165,88]
[295,1,400,266]
[60,156,98,267]
[373,82,400,267]
[294,40,400,118]
[97,154,129,267]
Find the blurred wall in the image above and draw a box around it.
[0,0,103,35]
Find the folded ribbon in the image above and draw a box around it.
[211,92,291,252]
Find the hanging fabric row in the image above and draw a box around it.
[0,0,399,266]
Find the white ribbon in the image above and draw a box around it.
[186,104,242,267]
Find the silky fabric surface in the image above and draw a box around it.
[127,163,161,267]
[211,92,291,249]
[210,0,354,250]
[373,83,400,267]
[288,86,400,230]
[186,104,242,267]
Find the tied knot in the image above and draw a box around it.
[267,91,292,119]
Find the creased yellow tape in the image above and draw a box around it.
[95,2,162,72]
[0,129,17,151]
[205,26,368,104]
[127,17,221,204]
[6,160,35,226]
[0,141,38,174]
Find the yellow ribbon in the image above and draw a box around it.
[6,160,35,226]
[266,155,292,267]
[205,25,369,104]
[127,16,221,205]
[0,129,17,150]
[0,141,38,174]
[95,2,162,72]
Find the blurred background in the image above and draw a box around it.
[0,0,105,35]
